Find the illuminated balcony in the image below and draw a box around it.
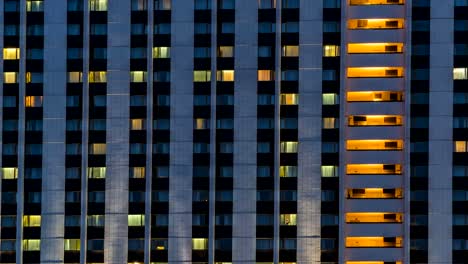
[347,91,403,102]
[346,164,402,175]
[347,262,402,264]
[348,115,402,126]
[350,0,404,5]
[346,188,403,199]
[346,212,403,223]
[347,67,404,78]
[348,43,404,54]
[347,140,403,151]
[346,237,403,248]
[348,19,404,30]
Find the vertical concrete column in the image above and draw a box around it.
[168,0,194,263]
[40,0,67,262]
[104,0,131,262]
[428,1,454,263]
[232,0,258,263]
[297,0,323,262]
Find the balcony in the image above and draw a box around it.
[346,164,402,175]
[346,212,403,223]
[346,237,403,248]
[346,188,403,199]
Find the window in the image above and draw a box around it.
[282,45,299,57]
[153,143,169,154]
[154,71,170,82]
[153,47,170,58]
[258,94,275,105]
[323,93,339,105]
[282,22,299,33]
[280,214,297,225]
[156,95,170,106]
[219,0,235,9]
[324,45,340,57]
[25,144,42,155]
[5,0,20,12]
[89,0,107,11]
[2,216,17,227]
[25,72,43,83]
[65,215,80,226]
[4,72,18,84]
[348,67,404,78]
[130,167,145,178]
[153,191,169,202]
[154,214,169,226]
[154,119,170,130]
[216,70,235,81]
[216,119,233,129]
[90,24,107,35]
[259,22,276,33]
[68,48,83,59]
[26,1,43,11]
[89,191,105,203]
[322,142,339,153]
[192,238,208,250]
[258,118,274,129]
[193,143,210,154]
[193,166,209,178]
[27,25,44,36]
[154,23,171,34]
[348,115,403,126]
[323,69,337,80]
[23,239,40,251]
[219,166,233,177]
[66,192,80,203]
[23,215,41,227]
[218,46,234,57]
[216,191,233,201]
[3,48,20,60]
[454,68,468,80]
[323,21,340,32]
[68,72,83,83]
[280,118,297,129]
[280,238,297,250]
[456,0,468,6]
[25,96,43,107]
[257,214,274,225]
[130,71,147,82]
[131,48,146,58]
[221,23,235,34]
[280,142,298,153]
[66,143,81,155]
[256,239,274,250]
[5,25,19,36]
[89,71,107,83]
[2,168,18,179]
[132,0,147,10]
[66,168,80,179]
[350,0,404,4]
[258,70,275,81]
[128,214,145,226]
[154,0,171,10]
[195,0,211,9]
[455,141,468,152]
[321,165,339,177]
[87,239,104,251]
[280,94,298,105]
[194,47,211,58]
[64,239,80,251]
[282,70,298,81]
[131,119,146,130]
[87,167,106,179]
[152,239,168,250]
[194,71,211,82]
[195,23,211,34]
[259,0,276,8]
[348,19,404,30]
[131,24,147,35]
[257,166,271,177]
[257,190,273,201]
[26,120,43,131]
[217,94,234,105]
[282,0,299,8]
[258,142,271,153]
[324,0,340,8]
[215,214,232,226]
[89,143,106,155]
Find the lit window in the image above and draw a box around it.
[128,214,145,226]
[346,212,403,224]
[154,0,171,10]
[130,71,147,82]
[346,164,402,175]
[346,188,403,199]
[194,118,210,130]
[218,46,234,57]
[68,72,83,83]
[347,140,403,151]
[348,43,404,54]
[216,70,234,81]
[282,45,299,57]
[280,214,297,225]
[89,0,108,11]
[25,96,43,107]
[25,72,43,83]
[64,239,80,251]
[455,141,468,152]
[350,0,404,5]
[347,91,404,102]
[192,238,208,250]
[323,117,338,129]
[3,48,20,60]
[345,237,403,248]
[89,143,106,155]
[321,165,338,177]
[87,167,106,179]
[4,72,18,84]
[153,47,170,58]
[348,67,404,78]
[26,1,43,12]
[131,119,146,130]
[348,115,403,126]
[87,215,105,226]
[2,168,18,179]
[23,215,41,227]
[323,45,340,57]
[454,68,468,80]
[258,70,275,81]
[322,93,339,105]
[130,167,145,178]
[23,239,41,251]
[280,166,297,177]
[280,93,298,105]
[348,19,404,30]
[280,142,298,153]
[89,71,107,83]
[152,239,168,250]
[193,70,211,82]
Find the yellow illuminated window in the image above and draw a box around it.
[280,166,297,177]
[323,117,338,129]
[455,141,468,152]
[345,237,402,248]
[323,93,339,105]
[64,239,80,251]
[346,212,403,223]
[131,119,145,130]
[280,93,298,105]
[153,47,170,58]
[324,45,340,57]
[282,45,299,57]
[25,96,43,107]
[26,1,43,12]
[193,70,211,82]
[218,46,234,57]
[4,72,18,83]
[131,167,146,178]
[217,70,234,81]
[87,167,106,179]
[68,72,83,83]
[128,214,145,226]
[23,215,41,227]
[347,91,404,102]
[280,214,297,225]
[280,142,298,153]
[348,115,402,126]
[348,19,404,30]
[2,167,18,179]
[192,238,208,250]
[89,143,106,155]
[347,67,404,78]
[348,43,404,54]
[130,71,147,82]
[194,118,210,129]
[23,239,41,251]
[321,165,339,177]
[347,140,403,151]
[89,0,108,11]
[350,0,404,5]
[3,48,20,60]
[346,164,402,175]
[347,188,403,199]
[258,70,275,81]
[347,262,402,264]
[89,71,107,83]
[454,68,468,80]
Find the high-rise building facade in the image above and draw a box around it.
[0,0,466,263]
